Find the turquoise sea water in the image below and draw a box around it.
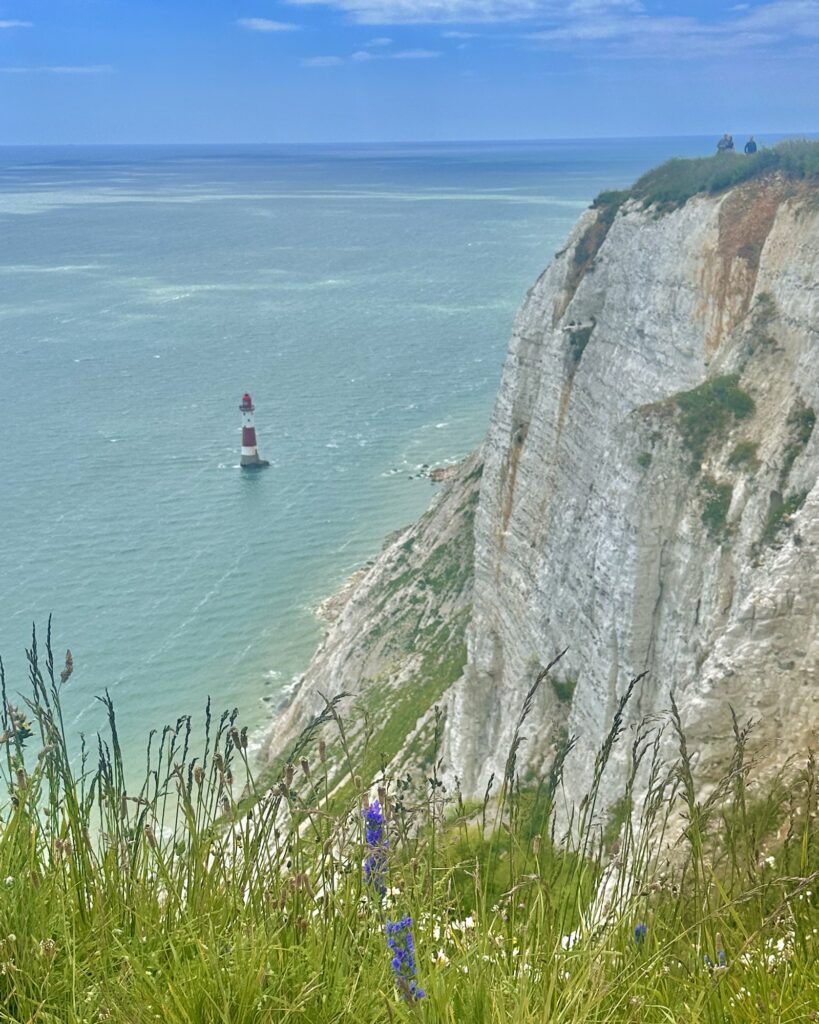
[0,137,722,775]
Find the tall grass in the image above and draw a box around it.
[0,623,817,1023]
[595,138,819,214]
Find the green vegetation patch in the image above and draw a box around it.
[592,189,630,223]
[563,189,629,305]
[358,643,467,781]
[364,478,478,654]
[550,677,578,704]
[602,793,632,850]
[782,403,816,480]
[617,138,819,213]
[672,374,755,469]
[567,324,594,363]
[701,476,733,541]
[753,291,777,325]
[567,192,628,291]
[728,440,760,471]
[419,527,475,598]
[761,490,808,546]
[637,451,652,470]
[790,404,816,446]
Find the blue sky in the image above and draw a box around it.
[1,1,818,143]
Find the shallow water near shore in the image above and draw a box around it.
[0,136,742,778]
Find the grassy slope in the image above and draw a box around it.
[594,138,819,215]
[0,632,817,1023]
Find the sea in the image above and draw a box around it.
[0,136,753,778]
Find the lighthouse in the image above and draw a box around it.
[239,393,270,469]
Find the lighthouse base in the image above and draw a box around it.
[240,453,270,469]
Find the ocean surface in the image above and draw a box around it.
[0,136,728,777]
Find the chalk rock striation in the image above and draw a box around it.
[266,171,819,811]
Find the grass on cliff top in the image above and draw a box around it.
[594,138,819,214]
[1,624,818,1024]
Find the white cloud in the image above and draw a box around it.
[276,0,649,25]
[350,46,443,60]
[1,65,113,74]
[392,48,442,57]
[237,17,299,31]
[0,20,32,28]
[302,55,344,65]
[277,0,819,53]
[365,35,393,44]
[734,0,819,37]
[283,0,544,23]
[564,0,641,11]
[526,0,819,58]
[49,65,114,73]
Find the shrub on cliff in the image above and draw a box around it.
[672,373,755,470]
[701,475,733,540]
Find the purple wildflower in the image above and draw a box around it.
[386,917,425,1001]
[634,923,647,944]
[363,799,388,896]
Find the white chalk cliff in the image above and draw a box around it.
[265,169,819,811]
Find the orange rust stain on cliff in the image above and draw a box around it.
[499,423,528,541]
[699,180,787,357]
[556,371,576,437]
[498,360,578,553]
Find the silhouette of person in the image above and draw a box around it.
[717,133,735,152]
[744,136,757,154]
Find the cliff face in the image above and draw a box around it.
[266,172,819,811]
[448,176,819,806]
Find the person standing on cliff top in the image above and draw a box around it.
[717,133,734,152]
[744,136,758,154]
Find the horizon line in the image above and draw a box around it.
[1,130,817,149]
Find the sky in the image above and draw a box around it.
[1,0,818,143]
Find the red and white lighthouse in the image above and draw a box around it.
[239,393,270,469]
